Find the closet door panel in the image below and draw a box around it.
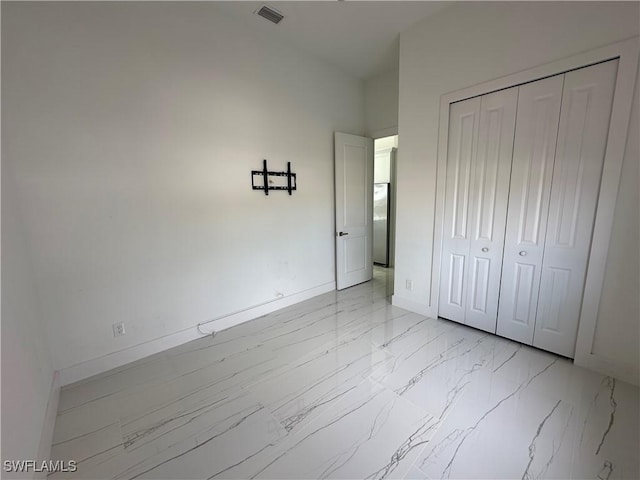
[497,75,564,345]
[465,87,518,333]
[534,60,618,357]
[439,97,481,323]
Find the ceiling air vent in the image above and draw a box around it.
[255,5,284,25]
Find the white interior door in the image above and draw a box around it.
[496,75,564,345]
[335,132,373,290]
[465,87,518,332]
[438,97,481,324]
[439,88,517,332]
[533,60,618,357]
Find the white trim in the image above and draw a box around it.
[35,371,60,478]
[430,37,638,376]
[391,294,432,317]
[574,38,640,383]
[369,126,398,139]
[58,281,336,386]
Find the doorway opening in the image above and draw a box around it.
[373,135,397,294]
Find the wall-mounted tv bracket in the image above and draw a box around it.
[251,159,297,196]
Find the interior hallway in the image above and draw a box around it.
[50,267,638,479]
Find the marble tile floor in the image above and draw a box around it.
[50,267,639,479]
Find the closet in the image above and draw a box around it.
[438,59,618,358]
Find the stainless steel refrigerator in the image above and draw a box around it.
[373,183,390,266]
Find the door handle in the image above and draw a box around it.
[481,247,489,252]
[338,232,349,236]
[519,251,527,256]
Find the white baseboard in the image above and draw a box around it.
[35,371,60,478]
[58,281,335,386]
[391,294,434,317]
[574,352,639,386]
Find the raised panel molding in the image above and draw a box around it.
[448,254,465,307]
[552,87,592,248]
[513,263,536,325]
[343,145,368,227]
[452,113,476,239]
[474,107,503,242]
[344,236,367,273]
[470,257,490,313]
[537,267,572,333]
[518,94,558,246]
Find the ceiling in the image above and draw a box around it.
[212,1,451,80]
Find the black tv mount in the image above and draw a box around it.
[251,159,297,196]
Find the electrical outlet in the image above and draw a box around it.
[112,322,126,337]
[405,279,413,291]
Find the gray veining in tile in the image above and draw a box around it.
[50,267,639,479]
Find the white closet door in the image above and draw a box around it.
[533,60,618,357]
[496,75,564,345]
[439,97,481,324]
[465,88,518,332]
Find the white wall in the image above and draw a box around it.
[2,2,364,375]
[592,60,640,378]
[2,162,56,475]
[365,69,399,138]
[395,2,639,378]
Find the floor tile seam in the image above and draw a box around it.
[369,372,461,438]
[255,297,391,344]
[59,358,256,416]
[239,386,290,443]
[364,338,434,387]
[51,418,123,453]
[268,327,377,366]
[236,353,325,392]
[274,333,389,376]
[234,387,375,472]
[332,305,424,344]
[332,296,395,324]
[60,353,170,392]
[115,402,283,480]
[364,374,443,424]
[361,375,449,477]
[59,426,126,474]
[405,455,433,480]
[119,357,285,414]
[244,350,384,428]
[443,372,577,423]
[240,377,317,424]
[118,383,255,437]
[257,307,397,375]
[363,319,448,361]
[247,301,398,374]
[486,364,587,410]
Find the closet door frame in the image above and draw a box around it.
[431,36,638,383]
